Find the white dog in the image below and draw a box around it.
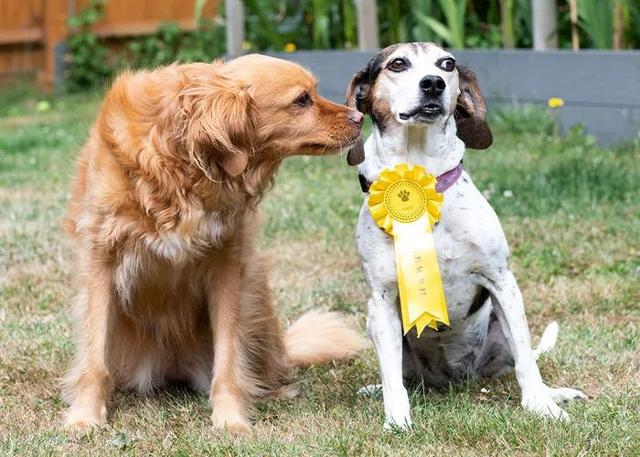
[346,43,586,429]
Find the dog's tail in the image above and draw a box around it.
[284,310,368,367]
[533,321,559,360]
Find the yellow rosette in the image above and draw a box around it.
[368,164,449,336]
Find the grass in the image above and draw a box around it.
[0,88,638,456]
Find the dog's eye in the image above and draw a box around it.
[438,58,456,72]
[294,93,312,108]
[387,58,409,72]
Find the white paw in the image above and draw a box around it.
[521,391,569,421]
[384,413,413,431]
[548,387,588,404]
[383,395,413,431]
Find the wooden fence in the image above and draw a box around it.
[0,0,220,90]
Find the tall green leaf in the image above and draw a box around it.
[411,0,435,42]
[416,0,468,48]
[579,0,614,49]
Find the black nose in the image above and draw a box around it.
[419,75,446,97]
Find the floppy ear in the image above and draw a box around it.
[344,62,374,166]
[455,66,493,150]
[346,65,373,114]
[181,80,256,177]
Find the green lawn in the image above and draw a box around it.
[0,88,638,456]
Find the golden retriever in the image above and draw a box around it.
[62,54,366,433]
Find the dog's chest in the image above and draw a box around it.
[112,210,241,307]
[357,174,508,326]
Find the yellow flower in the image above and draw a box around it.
[283,42,297,53]
[548,97,565,109]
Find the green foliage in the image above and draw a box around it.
[65,0,112,90]
[410,0,436,41]
[578,0,614,49]
[127,20,225,69]
[416,0,468,48]
[477,125,638,217]
[491,104,555,136]
[243,0,357,51]
[65,1,225,89]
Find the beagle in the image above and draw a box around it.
[347,43,586,429]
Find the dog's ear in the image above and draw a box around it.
[346,140,365,166]
[346,65,373,114]
[181,81,256,177]
[345,58,378,166]
[455,65,493,150]
[344,68,367,166]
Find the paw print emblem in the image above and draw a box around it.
[398,190,410,202]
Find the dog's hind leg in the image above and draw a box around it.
[474,270,585,421]
[62,267,115,431]
[475,311,514,379]
[366,287,413,430]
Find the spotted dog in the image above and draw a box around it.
[347,43,586,429]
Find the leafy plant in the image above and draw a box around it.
[242,0,358,51]
[127,19,225,69]
[410,0,436,41]
[491,103,555,136]
[578,0,614,49]
[416,0,469,48]
[65,0,113,90]
[380,0,410,44]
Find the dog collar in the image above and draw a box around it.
[358,161,463,194]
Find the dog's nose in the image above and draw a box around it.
[419,75,446,97]
[348,110,364,125]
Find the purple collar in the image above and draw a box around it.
[358,161,463,194]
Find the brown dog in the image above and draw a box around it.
[62,55,366,433]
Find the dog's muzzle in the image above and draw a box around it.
[399,75,446,123]
[399,103,444,123]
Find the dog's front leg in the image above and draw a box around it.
[63,267,114,431]
[207,246,252,434]
[479,270,585,421]
[367,287,412,429]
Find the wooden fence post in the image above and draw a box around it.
[225,0,245,56]
[355,0,379,50]
[41,0,68,92]
[532,0,558,50]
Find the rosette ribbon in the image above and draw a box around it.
[368,164,449,336]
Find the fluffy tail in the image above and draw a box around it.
[284,310,368,367]
[533,321,559,360]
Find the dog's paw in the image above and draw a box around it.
[63,406,107,432]
[521,392,569,421]
[384,414,413,432]
[384,403,413,431]
[212,411,252,434]
[548,387,588,404]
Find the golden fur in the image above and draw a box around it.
[62,55,366,433]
